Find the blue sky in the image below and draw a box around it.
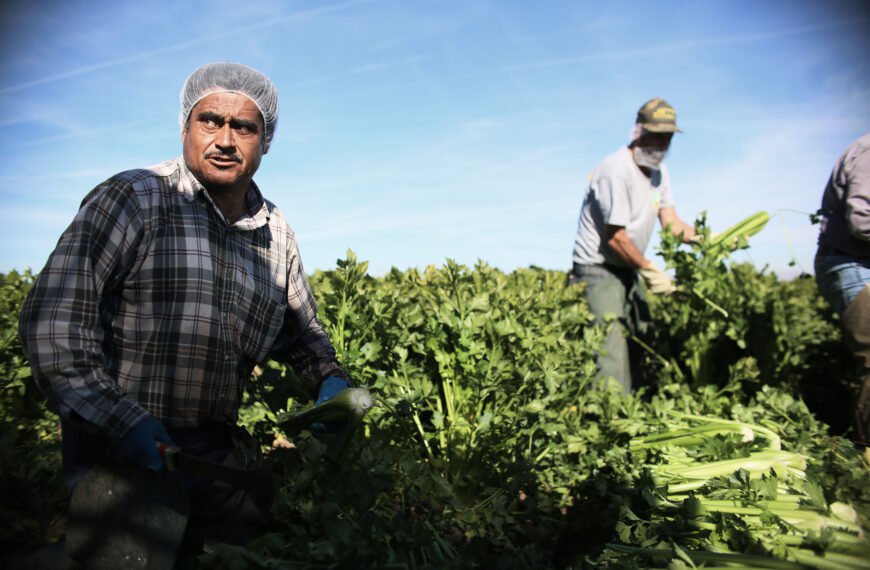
[1,0,869,278]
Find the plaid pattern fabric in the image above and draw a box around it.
[19,157,346,437]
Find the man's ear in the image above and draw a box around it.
[181,116,191,144]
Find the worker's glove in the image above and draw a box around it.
[115,416,174,471]
[310,376,352,433]
[639,262,677,295]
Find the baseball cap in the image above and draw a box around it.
[636,97,682,133]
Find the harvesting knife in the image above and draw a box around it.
[157,443,271,491]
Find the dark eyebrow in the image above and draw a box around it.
[196,111,224,124]
[195,111,259,133]
[230,118,260,133]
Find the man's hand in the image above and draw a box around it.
[310,376,352,433]
[115,416,174,471]
[639,262,677,295]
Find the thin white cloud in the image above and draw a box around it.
[369,8,478,53]
[0,0,378,95]
[4,119,158,149]
[270,109,579,202]
[299,194,567,242]
[503,17,868,71]
[2,202,79,221]
[285,55,429,91]
[0,168,110,183]
[351,56,429,75]
[0,116,29,128]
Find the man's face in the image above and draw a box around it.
[634,131,674,150]
[182,92,264,193]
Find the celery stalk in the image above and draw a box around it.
[788,547,870,570]
[605,543,811,569]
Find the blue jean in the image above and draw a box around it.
[815,253,870,443]
[814,254,870,316]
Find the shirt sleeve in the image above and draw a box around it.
[267,236,349,397]
[844,145,870,242]
[18,176,151,439]
[595,174,631,227]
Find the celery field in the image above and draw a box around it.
[1,216,869,569]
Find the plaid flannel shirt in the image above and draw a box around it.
[19,157,346,438]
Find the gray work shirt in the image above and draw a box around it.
[818,132,870,259]
[572,146,675,268]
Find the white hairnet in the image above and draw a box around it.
[179,62,279,153]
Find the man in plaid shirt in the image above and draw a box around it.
[19,62,351,554]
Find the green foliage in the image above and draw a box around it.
[0,271,65,555]
[0,270,36,425]
[307,253,600,495]
[249,253,609,567]
[2,238,867,569]
[650,215,852,431]
[234,251,866,568]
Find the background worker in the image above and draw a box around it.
[18,61,352,558]
[570,97,698,393]
[814,131,870,452]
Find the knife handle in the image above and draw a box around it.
[156,442,180,471]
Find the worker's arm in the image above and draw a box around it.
[18,176,152,439]
[659,206,696,242]
[606,224,677,295]
[267,231,350,399]
[844,144,870,242]
[605,225,649,269]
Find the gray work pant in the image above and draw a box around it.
[570,263,654,393]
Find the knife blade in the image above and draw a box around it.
[156,443,271,491]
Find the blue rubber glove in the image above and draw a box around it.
[115,416,174,471]
[310,376,351,433]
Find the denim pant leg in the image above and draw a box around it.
[814,254,870,315]
[815,254,870,443]
[577,267,632,393]
[842,284,870,443]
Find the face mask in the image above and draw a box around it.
[632,146,667,169]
